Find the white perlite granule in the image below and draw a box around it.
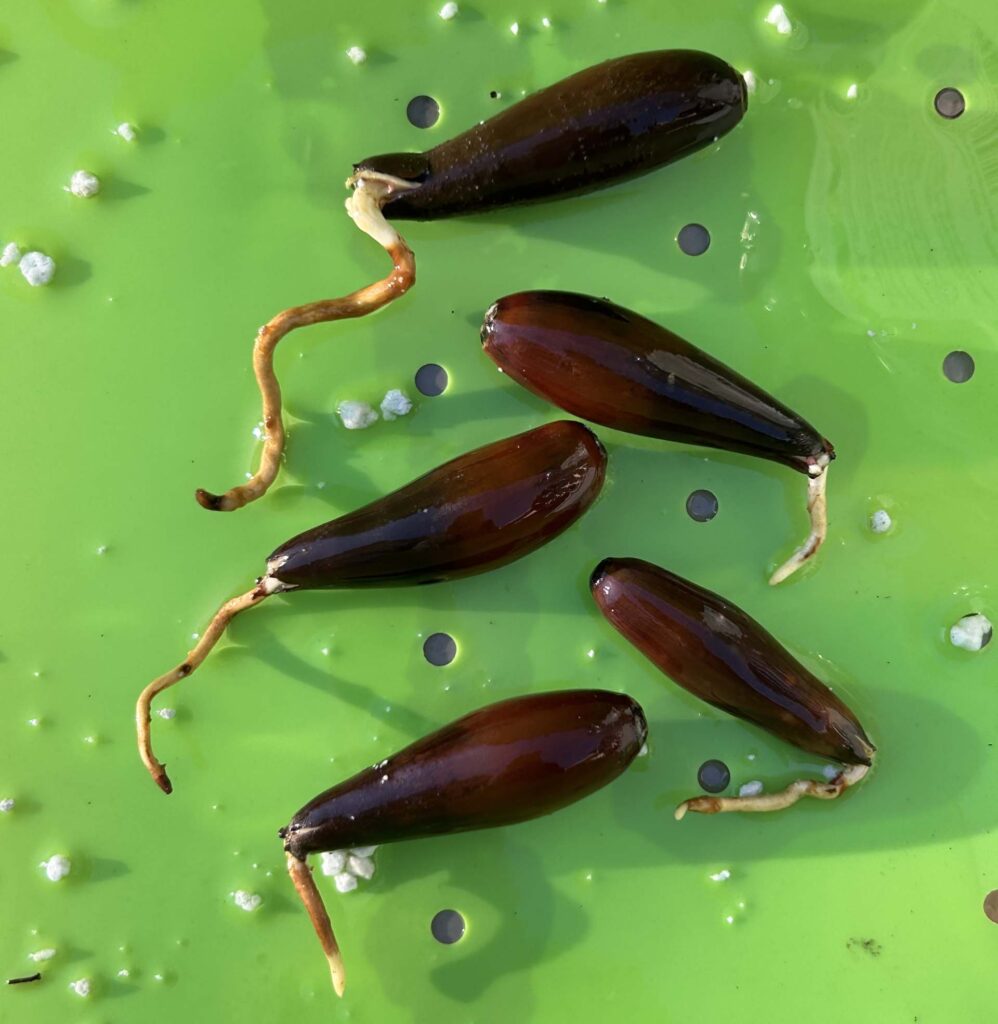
[320,851,347,876]
[157,708,177,720]
[869,509,892,534]
[346,46,367,65]
[334,872,358,893]
[0,798,14,813]
[950,613,993,652]
[709,869,731,882]
[323,846,379,891]
[738,780,764,798]
[232,890,262,912]
[116,122,137,141]
[19,251,56,286]
[439,2,458,18]
[29,948,56,962]
[68,170,101,198]
[41,854,71,881]
[347,854,375,880]
[380,389,413,420]
[1,242,22,267]
[69,978,91,997]
[337,400,378,430]
[765,4,792,34]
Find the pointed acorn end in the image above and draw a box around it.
[589,558,613,595]
[843,724,877,768]
[480,301,499,353]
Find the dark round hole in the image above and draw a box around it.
[415,363,448,397]
[407,95,440,129]
[934,87,965,119]
[697,759,730,794]
[423,632,457,666]
[984,890,998,924]
[489,90,499,99]
[677,223,710,256]
[943,350,974,383]
[431,909,466,944]
[686,489,718,522]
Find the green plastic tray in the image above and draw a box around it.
[3,1,997,1020]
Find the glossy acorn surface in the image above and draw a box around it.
[267,420,606,589]
[483,291,832,474]
[591,557,874,765]
[355,50,746,220]
[281,689,647,861]
[9,2,995,1021]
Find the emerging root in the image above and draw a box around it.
[135,582,276,793]
[195,172,419,512]
[674,762,869,819]
[769,461,829,586]
[286,852,346,998]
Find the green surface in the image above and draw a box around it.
[2,0,998,1021]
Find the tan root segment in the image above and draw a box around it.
[287,853,346,998]
[769,461,829,586]
[134,580,280,793]
[195,172,419,512]
[674,762,869,820]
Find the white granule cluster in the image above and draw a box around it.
[0,242,21,267]
[69,978,91,997]
[29,948,56,962]
[337,400,378,430]
[157,708,177,720]
[739,780,764,797]
[0,798,14,813]
[380,389,413,420]
[346,46,367,65]
[41,854,71,881]
[439,1,458,18]
[765,3,793,34]
[510,21,519,34]
[115,122,137,141]
[950,613,993,652]
[19,251,56,286]
[321,846,378,893]
[869,509,892,533]
[68,170,101,198]
[709,869,731,882]
[232,889,262,912]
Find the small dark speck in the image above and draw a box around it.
[847,937,882,957]
[489,90,499,98]
[7,973,41,985]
